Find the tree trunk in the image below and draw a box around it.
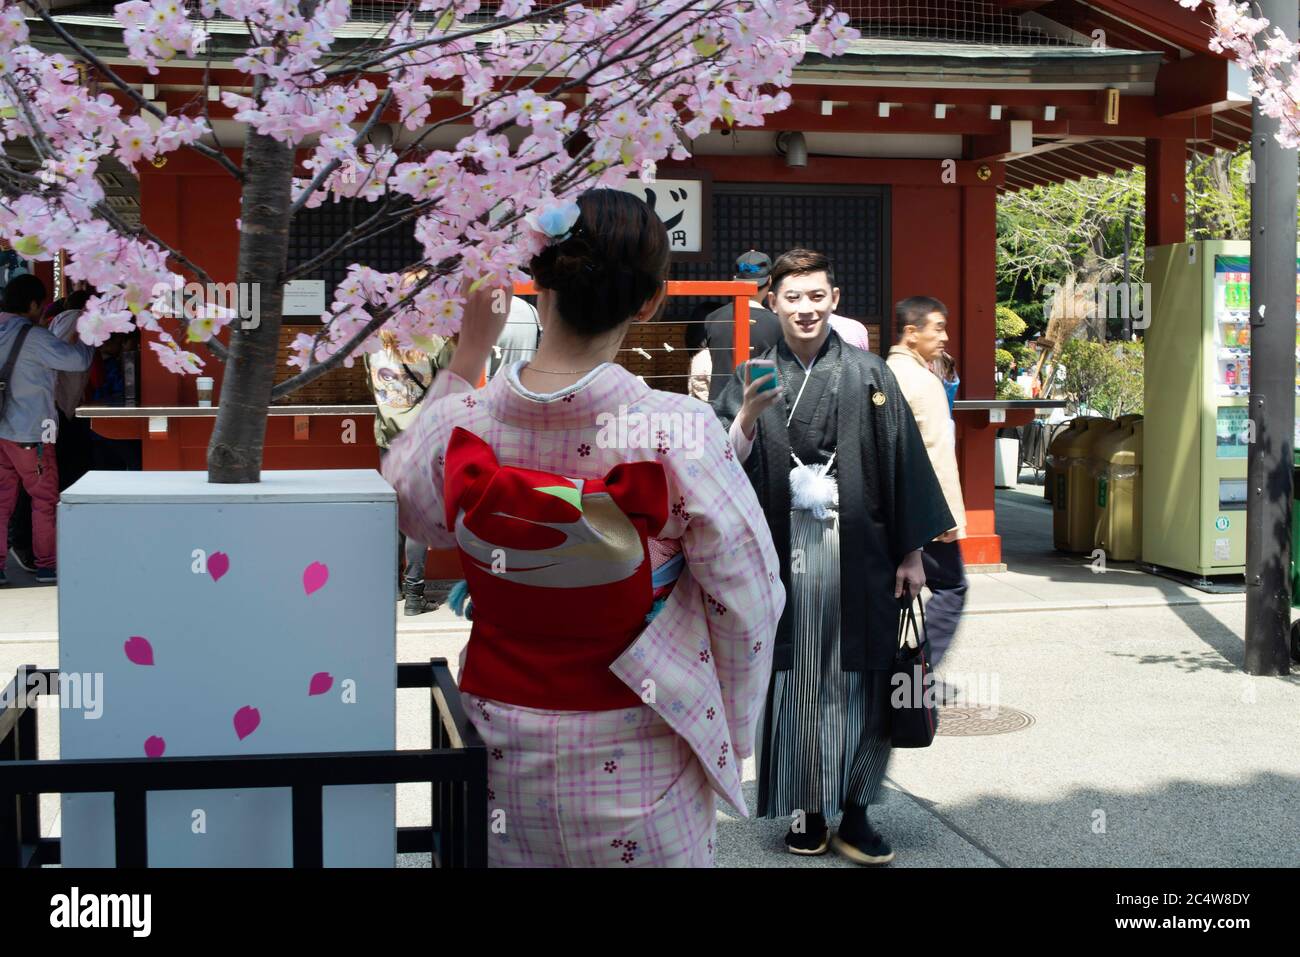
[206,130,295,483]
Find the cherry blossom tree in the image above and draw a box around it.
[1178,0,1300,146]
[0,0,855,481]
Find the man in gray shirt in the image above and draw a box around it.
[0,275,94,585]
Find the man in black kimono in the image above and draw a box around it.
[714,248,952,865]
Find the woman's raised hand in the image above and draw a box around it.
[448,278,512,383]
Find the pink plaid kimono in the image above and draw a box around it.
[382,361,783,866]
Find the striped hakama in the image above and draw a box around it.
[759,499,893,820]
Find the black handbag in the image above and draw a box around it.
[890,597,939,748]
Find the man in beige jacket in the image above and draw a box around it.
[887,296,968,678]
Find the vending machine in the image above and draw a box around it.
[1143,240,1300,580]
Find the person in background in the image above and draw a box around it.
[9,284,99,569]
[685,300,718,402]
[930,349,960,412]
[84,330,142,471]
[0,245,29,290]
[887,298,968,685]
[0,275,94,586]
[704,249,782,400]
[487,296,541,380]
[828,312,872,350]
[48,287,96,491]
[366,324,453,616]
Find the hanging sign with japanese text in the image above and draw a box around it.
[616,174,712,260]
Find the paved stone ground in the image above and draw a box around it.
[4,480,1296,867]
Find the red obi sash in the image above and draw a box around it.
[443,427,669,710]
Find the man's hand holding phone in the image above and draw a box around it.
[736,359,781,440]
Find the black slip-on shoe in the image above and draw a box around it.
[33,566,57,585]
[784,817,831,856]
[0,568,8,586]
[832,826,895,866]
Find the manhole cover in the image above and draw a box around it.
[936,705,1035,736]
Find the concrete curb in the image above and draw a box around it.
[966,593,1247,615]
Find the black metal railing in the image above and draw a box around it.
[0,659,486,868]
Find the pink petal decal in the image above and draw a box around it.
[208,551,230,583]
[144,736,165,758]
[308,672,334,696]
[233,706,261,741]
[302,561,329,596]
[124,636,154,666]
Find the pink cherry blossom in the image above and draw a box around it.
[0,0,864,379]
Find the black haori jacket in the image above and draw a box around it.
[713,331,954,673]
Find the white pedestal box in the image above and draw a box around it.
[58,470,397,867]
[994,436,1020,489]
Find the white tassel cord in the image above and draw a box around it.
[789,461,838,520]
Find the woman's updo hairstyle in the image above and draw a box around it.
[529,188,669,337]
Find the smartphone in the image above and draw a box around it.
[747,359,779,394]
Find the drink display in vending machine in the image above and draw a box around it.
[1213,260,1252,397]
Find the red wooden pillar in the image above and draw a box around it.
[957,182,1001,567]
[1145,138,1187,246]
[133,151,243,469]
[137,169,185,469]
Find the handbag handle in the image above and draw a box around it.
[896,597,927,651]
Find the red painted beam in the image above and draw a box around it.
[1082,140,1148,166]
[1072,142,1142,174]
[1036,146,1127,178]
[1155,55,1229,118]
[967,128,1019,162]
[765,98,1196,140]
[794,85,1102,108]
[1015,151,1101,181]
[664,154,1003,187]
[1009,156,1076,187]
[1002,168,1041,191]
[1214,106,1254,134]
[1088,0,1223,57]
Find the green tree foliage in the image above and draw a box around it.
[996,148,1283,343]
[995,304,1027,340]
[1006,342,1035,368]
[1060,339,1143,417]
[1186,150,1253,241]
[996,170,1145,338]
[994,345,1030,399]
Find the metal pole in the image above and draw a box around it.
[1122,211,1132,340]
[1244,0,1297,676]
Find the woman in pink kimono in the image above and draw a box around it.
[383,189,783,867]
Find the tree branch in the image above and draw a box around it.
[289,86,394,217]
[20,1,245,181]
